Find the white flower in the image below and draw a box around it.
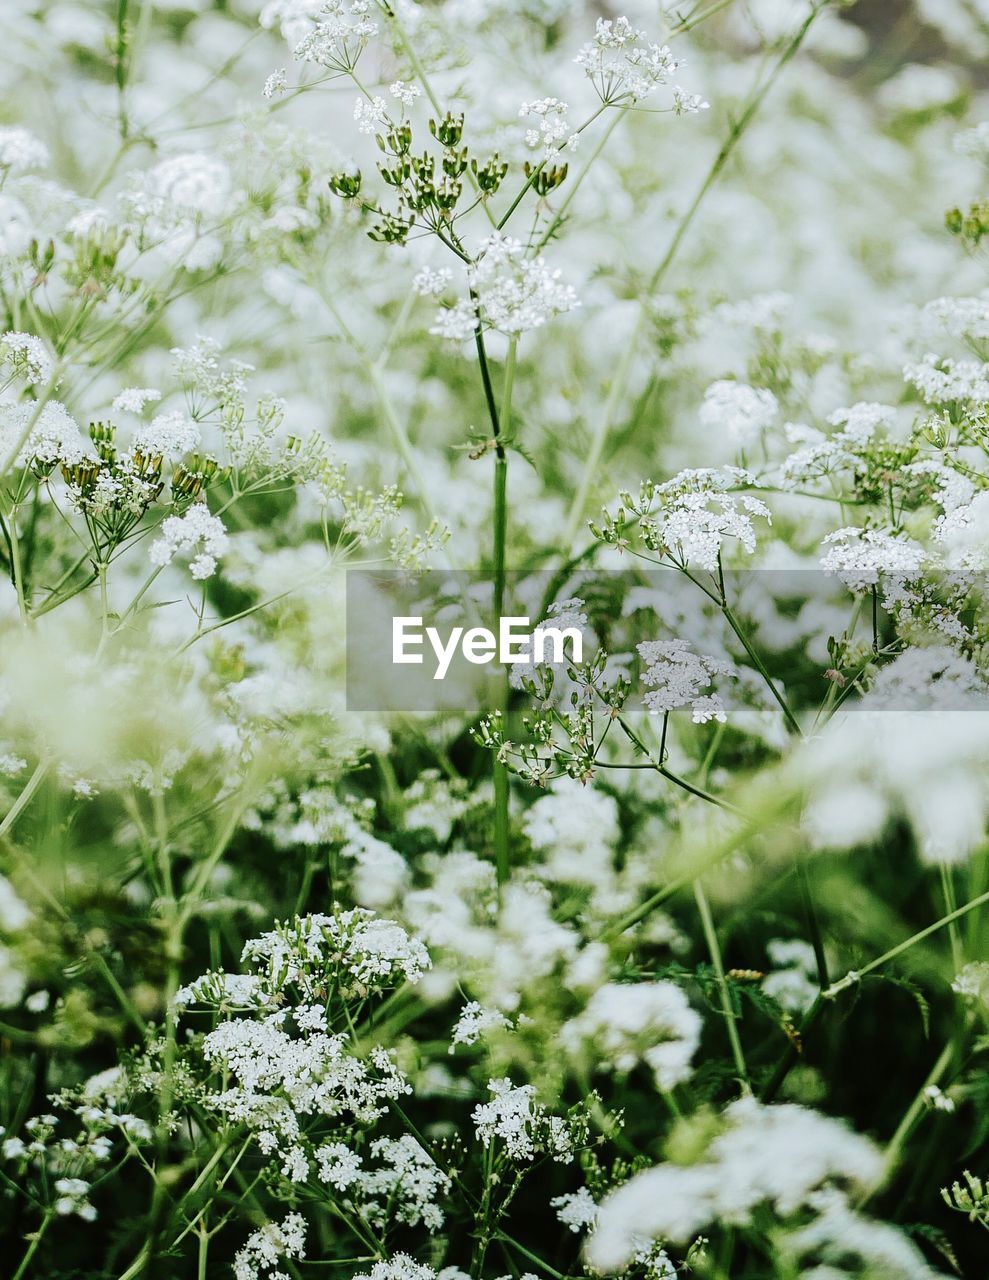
[0,126,48,172]
[262,68,288,99]
[132,410,200,457]
[141,152,232,221]
[1,332,53,384]
[353,96,389,136]
[637,468,772,570]
[432,233,578,342]
[699,380,778,448]
[561,980,701,1090]
[0,401,93,470]
[575,17,702,107]
[390,80,421,108]
[233,1213,307,1280]
[149,505,228,579]
[111,388,162,414]
[819,527,926,592]
[450,1000,512,1049]
[552,1186,599,1233]
[587,1098,882,1268]
[638,638,736,723]
[413,266,454,298]
[519,99,579,159]
[904,352,989,404]
[294,2,378,71]
[315,1140,363,1189]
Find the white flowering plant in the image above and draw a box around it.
[4,2,989,1279]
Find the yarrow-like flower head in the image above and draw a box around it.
[0,126,49,173]
[430,233,578,342]
[638,638,736,723]
[149,504,228,580]
[575,17,707,110]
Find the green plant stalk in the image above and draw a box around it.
[825,882,989,998]
[0,756,49,841]
[694,878,751,1094]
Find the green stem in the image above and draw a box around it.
[12,1212,53,1280]
[824,882,989,999]
[694,878,751,1094]
[0,757,50,841]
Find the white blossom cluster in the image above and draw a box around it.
[638,638,736,724]
[429,233,578,342]
[149,504,229,580]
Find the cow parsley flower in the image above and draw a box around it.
[358,1135,452,1231]
[294,1,378,72]
[0,401,93,470]
[819,527,926,592]
[699,380,778,447]
[904,353,989,403]
[519,99,579,159]
[638,639,736,723]
[933,491,989,568]
[587,1098,882,1268]
[390,80,421,108]
[431,233,578,341]
[552,1186,599,1233]
[354,96,389,135]
[111,387,162,414]
[451,1000,512,1049]
[149,505,228,579]
[262,68,288,99]
[635,468,772,570]
[233,1213,307,1280]
[561,980,702,1090]
[575,17,706,110]
[473,1078,581,1162]
[132,410,200,457]
[1,331,53,384]
[0,126,49,173]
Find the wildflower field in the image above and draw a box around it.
[5,0,989,1276]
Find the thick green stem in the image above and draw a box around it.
[694,878,751,1094]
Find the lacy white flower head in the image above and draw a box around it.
[1,331,53,385]
[295,1,378,72]
[354,95,389,136]
[238,908,431,1001]
[149,504,228,580]
[519,99,579,159]
[627,468,771,571]
[431,233,578,342]
[472,1077,585,1162]
[0,126,49,173]
[933,491,989,569]
[586,1097,882,1270]
[762,938,819,1015]
[111,387,162,415]
[561,980,701,1091]
[779,402,898,488]
[130,152,232,224]
[699,379,778,448]
[233,1212,307,1280]
[922,294,989,342]
[450,1000,512,1050]
[865,645,989,712]
[952,961,989,1006]
[575,17,697,107]
[259,0,326,47]
[552,1186,599,1234]
[262,68,288,99]
[904,352,989,404]
[343,1134,453,1231]
[819,527,927,593]
[171,336,253,405]
[132,410,200,457]
[0,400,93,471]
[509,597,590,691]
[638,638,736,723]
[353,1256,438,1280]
